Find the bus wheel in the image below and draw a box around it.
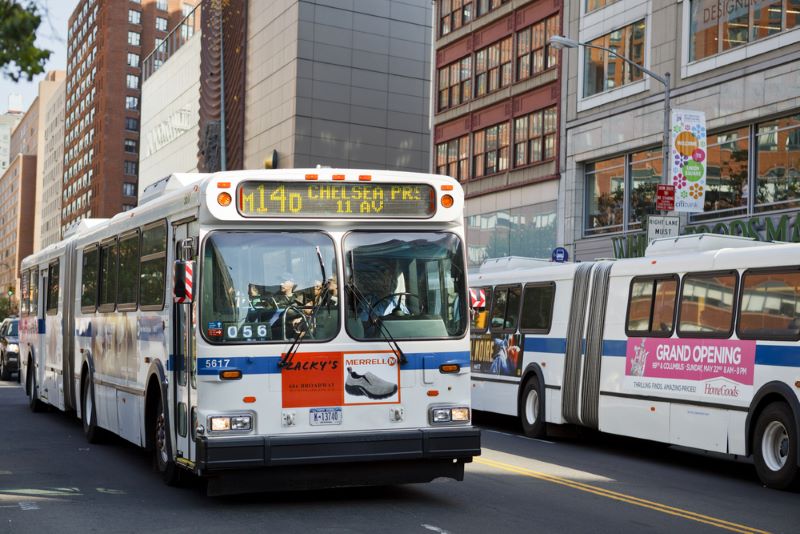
[82,377,102,444]
[154,396,181,486]
[519,378,545,438]
[753,402,799,490]
[27,362,43,413]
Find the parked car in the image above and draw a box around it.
[0,317,19,381]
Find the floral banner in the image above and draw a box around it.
[671,109,707,213]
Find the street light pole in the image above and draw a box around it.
[550,35,672,192]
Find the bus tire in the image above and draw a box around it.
[153,395,181,486]
[519,378,545,438]
[753,402,799,490]
[82,376,102,444]
[27,360,43,413]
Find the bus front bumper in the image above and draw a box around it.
[195,427,481,472]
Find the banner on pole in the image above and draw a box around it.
[671,109,707,213]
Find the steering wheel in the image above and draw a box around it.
[283,305,312,339]
[367,292,420,320]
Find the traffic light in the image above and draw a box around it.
[7,286,12,298]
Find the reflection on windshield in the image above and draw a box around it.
[344,232,467,340]
[201,232,339,343]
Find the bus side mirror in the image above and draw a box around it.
[173,260,194,303]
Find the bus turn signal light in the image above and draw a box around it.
[220,369,242,380]
[439,363,460,373]
[243,396,256,403]
[217,192,232,207]
[441,194,454,208]
[216,181,231,189]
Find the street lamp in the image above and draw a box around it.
[550,35,671,194]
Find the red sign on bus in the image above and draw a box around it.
[656,184,675,211]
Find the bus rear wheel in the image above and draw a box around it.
[519,378,545,438]
[153,396,181,486]
[27,362,43,413]
[753,402,799,490]
[82,377,102,444]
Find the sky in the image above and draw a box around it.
[0,0,79,114]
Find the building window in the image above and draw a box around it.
[124,161,138,175]
[513,106,557,167]
[629,149,662,229]
[127,52,139,68]
[124,139,138,153]
[585,156,626,235]
[475,0,509,18]
[128,31,140,47]
[125,96,139,110]
[438,56,472,111]
[156,0,168,10]
[128,9,141,24]
[690,1,800,62]
[693,127,750,221]
[122,204,136,211]
[585,0,619,13]
[156,16,168,31]
[516,14,560,81]
[126,74,139,89]
[125,117,139,131]
[583,20,645,98]
[466,202,557,267]
[436,135,470,182]
[755,114,800,214]
[475,36,512,97]
[439,0,473,37]
[123,182,136,196]
[473,122,510,177]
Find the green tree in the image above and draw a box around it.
[0,1,51,81]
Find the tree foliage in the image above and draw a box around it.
[0,0,51,82]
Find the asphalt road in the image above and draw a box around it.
[1,378,797,533]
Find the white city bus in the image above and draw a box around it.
[20,169,478,495]
[469,234,800,489]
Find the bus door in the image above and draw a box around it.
[171,219,198,465]
[562,261,612,429]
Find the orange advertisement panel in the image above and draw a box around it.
[281,351,344,408]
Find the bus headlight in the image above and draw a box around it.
[208,415,252,432]
[430,406,470,424]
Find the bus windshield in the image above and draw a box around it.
[344,231,467,340]
[201,231,338,343]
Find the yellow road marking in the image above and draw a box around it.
[475,457,770,534]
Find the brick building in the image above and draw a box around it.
[62,0,197,235]
[432,0,563,269]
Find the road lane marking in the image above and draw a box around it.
[421,524,450,534]
[475,457,770,534]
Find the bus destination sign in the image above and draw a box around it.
[237,181,436,218]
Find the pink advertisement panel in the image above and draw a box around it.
[626,338,756,385]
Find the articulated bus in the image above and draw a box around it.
[20,169,479,495]
[469,234,800,489]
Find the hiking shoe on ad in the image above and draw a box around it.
[345,367,398,399]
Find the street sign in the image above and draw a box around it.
[656,184,675,211]
[551,247,569,263]
[647,215,680,242]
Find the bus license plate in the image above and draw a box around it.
[309,407,342,426]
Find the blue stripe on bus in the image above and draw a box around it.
[602,340,627,357]
[755,344,800,367]
[523,337,566,354]
[195,351,471,376]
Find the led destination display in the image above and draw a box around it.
[237,181,436,218]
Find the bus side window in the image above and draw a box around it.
[520,283,555,333]
[678,271,737,338]
[491,285,521,332]
[626,275,678,336]
[738,268,800,341]
[46,261,60,315]
[20,270,29,315]
[29,268,38,316]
